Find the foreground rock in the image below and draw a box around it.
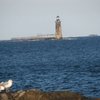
[0,89,99,100]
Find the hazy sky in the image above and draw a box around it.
[0,0,100,40]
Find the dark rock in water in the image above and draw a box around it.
[0,89,99,100]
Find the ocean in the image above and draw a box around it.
[0,36,100,97]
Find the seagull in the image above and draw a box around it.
[0,80,13,92]
[0,84,5,92]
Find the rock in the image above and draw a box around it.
[0,89,99,100]
[0,93,13,100]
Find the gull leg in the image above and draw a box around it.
[5,88,9,92]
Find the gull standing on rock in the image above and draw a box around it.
[0,80,13,92]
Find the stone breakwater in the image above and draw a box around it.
[0,89,100,100]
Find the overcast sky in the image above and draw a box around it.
[0,0,100,40]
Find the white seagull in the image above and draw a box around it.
[0,80,13,92]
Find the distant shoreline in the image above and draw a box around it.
[0,35,100,42]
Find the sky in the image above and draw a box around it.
[0,0,100,40]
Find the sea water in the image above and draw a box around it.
[0,36,100,97]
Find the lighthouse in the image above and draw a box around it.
[55,16,62,39]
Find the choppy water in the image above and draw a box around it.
[0,37,100,97]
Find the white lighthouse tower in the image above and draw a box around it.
[55,16,62,39]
